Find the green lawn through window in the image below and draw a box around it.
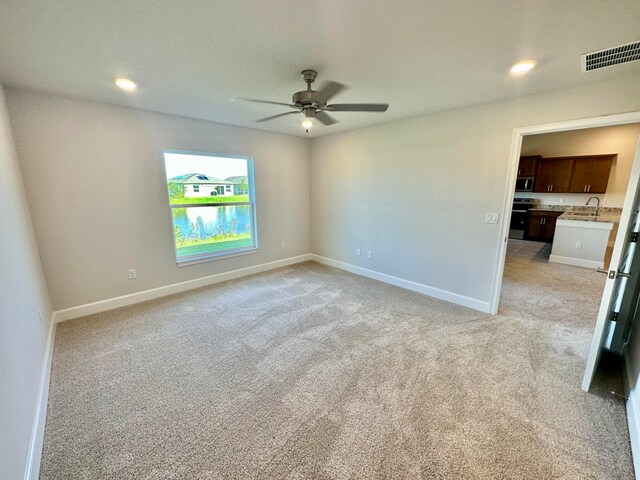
[176,235,253,257]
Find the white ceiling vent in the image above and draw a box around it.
[581,40,640,72]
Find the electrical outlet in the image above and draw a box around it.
[356,248,361,256]
[575,242,582,249]
[485,212,499,224]
[128,268,137,279]
[281,242,286,250]
[367,250,373,259]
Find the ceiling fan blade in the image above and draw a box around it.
[256,111,299,122]
[234,97,296,108]
[313,81,347,104]
[325,103,389,112]
[315,111,338,126]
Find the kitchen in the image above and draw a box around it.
[509,124,640,269]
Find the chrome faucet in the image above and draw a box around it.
[586,196,601,216]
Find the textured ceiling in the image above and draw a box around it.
[0,0,639,137]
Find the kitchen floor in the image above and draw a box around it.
[506,238,552,262]
[507,238,614,268]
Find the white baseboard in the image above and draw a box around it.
[53,254,312,323]
[310,254,491,313]
[625,351,640,479]
[549,254,603,269]
[24,316,56,480]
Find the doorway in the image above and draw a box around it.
[491,112,640,393]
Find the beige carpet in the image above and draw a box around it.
[40,258,634,478]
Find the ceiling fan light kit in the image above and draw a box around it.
[236,69,389,130]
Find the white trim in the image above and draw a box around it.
[625,351,640,479]
[24,316,56,480]
[490,128,524,314]
[582,132,640,392]
[548,254,604,269]
[53,254,312,323]
[491,111,640,315]
[310,254,491,313]
[176,247,257,267]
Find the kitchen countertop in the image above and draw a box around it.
[528,205,622,224]
[529,207,567,213]
[558,211,620,223]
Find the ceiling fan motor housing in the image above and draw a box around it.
[292,90,321,107]
[293,69,322,111]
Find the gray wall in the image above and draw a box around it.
[6,89,311,310]
[309,73,640,309]
[0,84,52,479]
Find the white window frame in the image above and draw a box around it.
[163,150,258,266]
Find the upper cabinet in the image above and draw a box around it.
[518,155,540,177]
[533,158,574,193]
[532,154,615,194]
[568,155,615,193]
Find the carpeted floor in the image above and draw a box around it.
[40,254,634,478]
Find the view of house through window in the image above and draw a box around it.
[163,151,256,263]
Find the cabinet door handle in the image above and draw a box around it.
[518,168,521,176]
[584,185,587,192]
[588,184,591,192]
[550,185,553,192]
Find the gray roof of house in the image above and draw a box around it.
[169,173,236,185]
[225,176,247,183]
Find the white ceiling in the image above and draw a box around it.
[0,0,639,138]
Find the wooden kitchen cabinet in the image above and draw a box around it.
[568,155,615,193]
[518,155,540,177]
[533,158,574,193]
[525,211,564,242]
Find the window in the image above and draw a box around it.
[164,151,257,264]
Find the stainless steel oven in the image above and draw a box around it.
[515,177,534,192]
[509,198,537,239]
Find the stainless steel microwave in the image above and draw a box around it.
[515,177,534,192]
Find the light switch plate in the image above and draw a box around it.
[485,212,499,224]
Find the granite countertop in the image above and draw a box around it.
[558,211,621,223]
[528,205,622,224]
[529,207,567,213]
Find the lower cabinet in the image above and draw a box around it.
[525,211,564,242]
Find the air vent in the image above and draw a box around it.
[581,40,640,72]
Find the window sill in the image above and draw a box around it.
[176,247,258,267]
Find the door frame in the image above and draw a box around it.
[490,111,640,315]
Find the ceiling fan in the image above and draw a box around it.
[235,69,389,128]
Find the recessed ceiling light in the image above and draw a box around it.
[510,61,536,75]
[114,77,137,91]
